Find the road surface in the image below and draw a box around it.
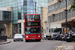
[0,39,67,50]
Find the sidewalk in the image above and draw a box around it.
[0,40,11,45]
[61,42,75,50]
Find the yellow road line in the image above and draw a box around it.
[58,45,64,50]
[56,45,63,50]
[56,44,65,50]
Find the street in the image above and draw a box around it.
[0,39,67,50]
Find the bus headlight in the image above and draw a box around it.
[38,36,40,37]
[26,36,28,38]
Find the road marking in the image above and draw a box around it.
[56,44,65,50]
[58,45,64,50]
[56,45,63,50]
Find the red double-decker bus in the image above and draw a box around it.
[24,14,41,42]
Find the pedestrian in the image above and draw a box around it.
[44,33,46,40]
[42,33,44,40]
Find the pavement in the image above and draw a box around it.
[0,40,11,45]
[61,42,75,50]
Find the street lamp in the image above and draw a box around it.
[66,0,67,34]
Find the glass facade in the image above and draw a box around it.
[0,11,11,21]
[0,0,18,24]
[0,0,48,34]
[0,0,48,24]
[2,11,11,21]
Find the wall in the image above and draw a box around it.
[48,0,75,24]
[42,7,48,33]
[18,20,24,35]
[5,22,12,38]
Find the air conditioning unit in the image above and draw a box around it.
[57,0,61,2]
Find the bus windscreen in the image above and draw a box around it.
[25,28,41,34]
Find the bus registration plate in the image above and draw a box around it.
[31,38,35,40]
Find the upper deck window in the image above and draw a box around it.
[26,15,40,21]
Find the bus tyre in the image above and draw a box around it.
[37,40,41,42]
[38,40,41,42]
[25,40,29,42]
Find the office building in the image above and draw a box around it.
[0,0,48,37]
[48,0,75,29]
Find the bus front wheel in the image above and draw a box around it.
[37,40,41,42]
[25,40,29,42]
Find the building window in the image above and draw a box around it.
[18,13,21,19]
[3,11,11,21]
[18,23,21,34]
[23,0,27,5]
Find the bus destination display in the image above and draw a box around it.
[26,22,40,26]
